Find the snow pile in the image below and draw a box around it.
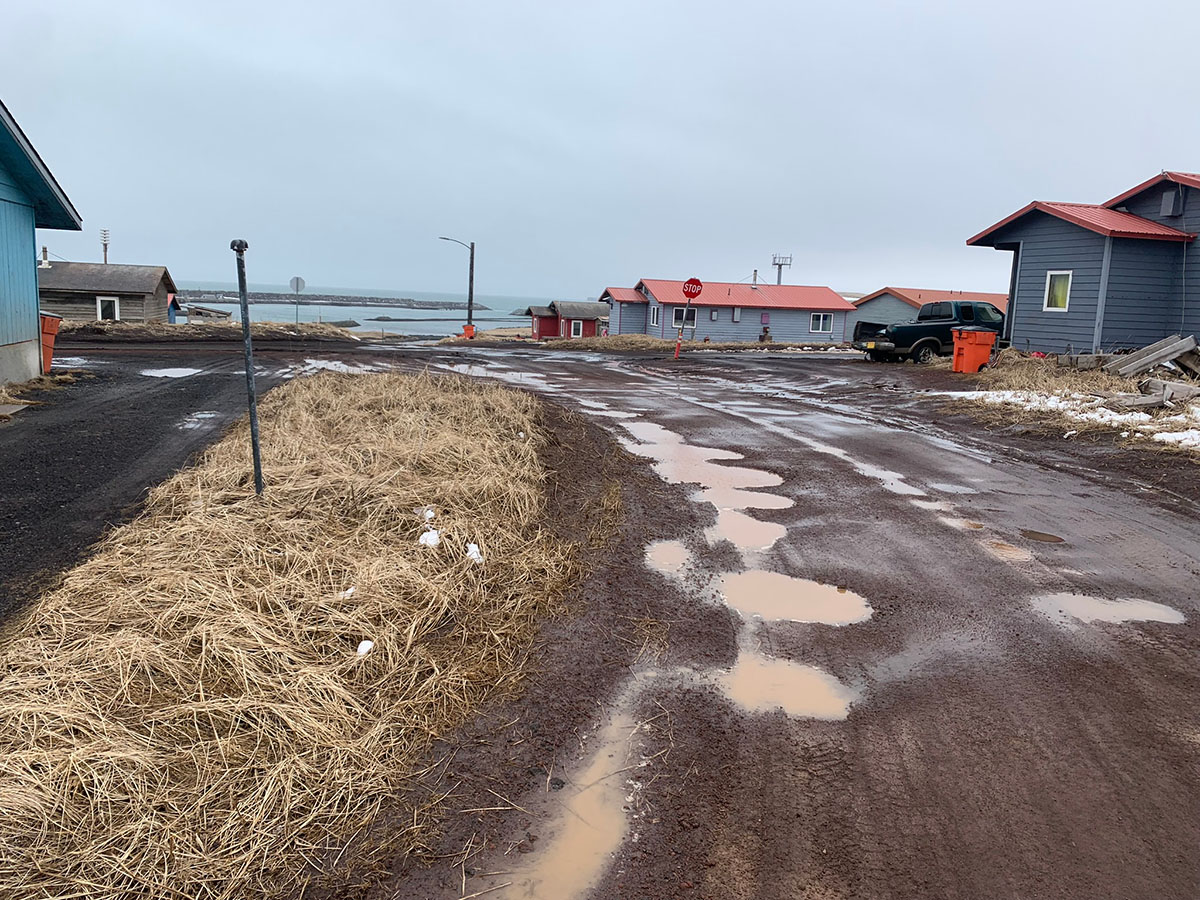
[465,543,484,564]
[300,359,381,375]
[418,529,440,548]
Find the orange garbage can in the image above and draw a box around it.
[39,312,62,375]
[461,324,476,339]
[952,327,997,373]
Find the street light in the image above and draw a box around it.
[438,236,475,327]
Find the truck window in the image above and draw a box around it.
[977,304,1003,325]
[932,302,953,318]
[959,304,975,322]
[917,303,936,320]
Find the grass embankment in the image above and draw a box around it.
[438,326,532,344]
[0,373,80,409]
[541,334,847,352]
[0,372,580,898]
[60,320,355,342]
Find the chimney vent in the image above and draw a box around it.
[38,246,50,268]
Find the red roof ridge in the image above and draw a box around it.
[1105,171,1200,208]
[968,199,1195,246]
[855,286,1009,312]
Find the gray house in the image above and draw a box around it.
[968,171,1200,353]
[604,279,856,343]
[37,260,178,323]
[847,287,1008,337]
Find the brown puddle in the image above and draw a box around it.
[706,509,787,553]
[694,485,794,511]
[620,421,784,492]
[645,539,690,575]
[983,539,1034,562]
[718,570,872,624]
[720,650,856,719]
[1020,529,1065,543]
[507,710,638,898]
[1033,592,1185,627]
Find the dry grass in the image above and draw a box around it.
[541,334,845,352]
[59,320,355,342]
[438,326,532,345]
[973,347,1139,394]
[0,371,580,898]
[0,372,81,406]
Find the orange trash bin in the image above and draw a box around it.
[952,327,997,373]
[39,312,62,375]
[462,324,476,339]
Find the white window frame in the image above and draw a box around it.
[650,306,660,327]
[710,308,718,321]
[1042,270,1072,312]
[810,312,834,333]
[732,306,741,323]
[559,318,566,337]
[96,295,121,321]
[570,319,582,338]
[672,307,698,328]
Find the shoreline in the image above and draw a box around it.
[177,290,490,312]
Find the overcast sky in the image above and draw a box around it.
[3,1,1196,298]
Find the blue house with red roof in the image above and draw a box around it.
[0,98,81,384]
[968,172,1200,354]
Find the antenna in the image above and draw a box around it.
[100,228,111,264]
[771,253,792,285]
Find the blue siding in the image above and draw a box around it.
[846,293,918,334]
[640,290,846,342]
[610,301,647,334]
[1102,239,1181,350]
[1113,184,1200,337]
[992,212,1106,353]
[0,158,38,350]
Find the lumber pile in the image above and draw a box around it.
[1091,335,1200,411]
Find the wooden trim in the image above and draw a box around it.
[1093,237,1113,352]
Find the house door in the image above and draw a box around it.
[560,319,566,338]
[97,296,120,321]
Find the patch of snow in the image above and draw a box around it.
[53,356,104,368]
[301,359,380,375]
[141,367,202,378]
[418,529,440,548]
[339,586,356,599]
[356,640,374,655]
[466,543,484,564]
[178,411,220,430]
[1153,429,1200,448]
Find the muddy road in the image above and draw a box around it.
[377,346,1200,900]
[16,342,1200,898]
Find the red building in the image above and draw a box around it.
[524,301,610,340]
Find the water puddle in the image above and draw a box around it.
[619,421,784,493]
[720,650,856,719]
[140,367,201,378]
[929,482,978,494]
[705,509,787,553]
[645,540,690,576]
[983,540,1034,562]
[1020,529,1065,543]
[507,710,637,899]
[179,411,220,430]
[910,499,954,512]
[938,516,985,531]
[1033,592,1185,628]
[718,570,871,624]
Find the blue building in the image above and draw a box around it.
[968,172,1200,354]
[602,278,856,343]
[0,99,81,384]
[847,287,1008,338]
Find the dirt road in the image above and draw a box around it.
[373,345,1200,900]
[9,342,1199,898]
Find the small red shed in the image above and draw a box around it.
[525,305,559,340]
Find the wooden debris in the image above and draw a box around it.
[1103,335,1197,377]
[1102,392,1170,410]
[1142,378,1200,402]
[1174,350,1200,379]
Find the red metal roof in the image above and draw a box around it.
[1104,171,1200,208]
[967,201,1195,246]
[855,287,1009,312]
[601,287,647,304]
[636,279,855,311]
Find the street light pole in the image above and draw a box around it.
[439,236,475,328]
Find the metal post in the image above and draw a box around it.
[467,241,475,326]
[231,240,265,495]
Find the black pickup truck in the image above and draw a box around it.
[852,300,1005,363]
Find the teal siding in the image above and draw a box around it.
[611,302,647,334]
[0,157,38,349]
[1102,239,1181,350]
[642,291,847,342]
[846,293,919,335]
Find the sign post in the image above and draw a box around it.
[289,275,305,325]
[675,277,703,359]
[232,240,265,495]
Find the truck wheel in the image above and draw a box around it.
[911,343,937,365]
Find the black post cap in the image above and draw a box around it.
[230,239,249,252]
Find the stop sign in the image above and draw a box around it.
[682,278,703,300]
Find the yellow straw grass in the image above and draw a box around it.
[0,371,577,898]
[59,320,354,341]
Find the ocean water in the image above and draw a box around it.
[178,281,569,336]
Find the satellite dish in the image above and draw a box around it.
[289,276,305,294]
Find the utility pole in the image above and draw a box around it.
[439,236,476,333]
[101,229,110,264]
[772,253,792,285]
[231,240,264,495]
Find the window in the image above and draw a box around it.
[959,304,975,322]
[672,307,697,328]
[710,308,718,321]
[559,318,566,337]
[570,319,583,337]
[732,307,741,323]
[760,312,770,325]
[1043,271,1071,311]
[917,304,935,320]
[977,304,1003,325]
[810,312,833,333]
[650,306,660,327]
[96,295,120,321]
